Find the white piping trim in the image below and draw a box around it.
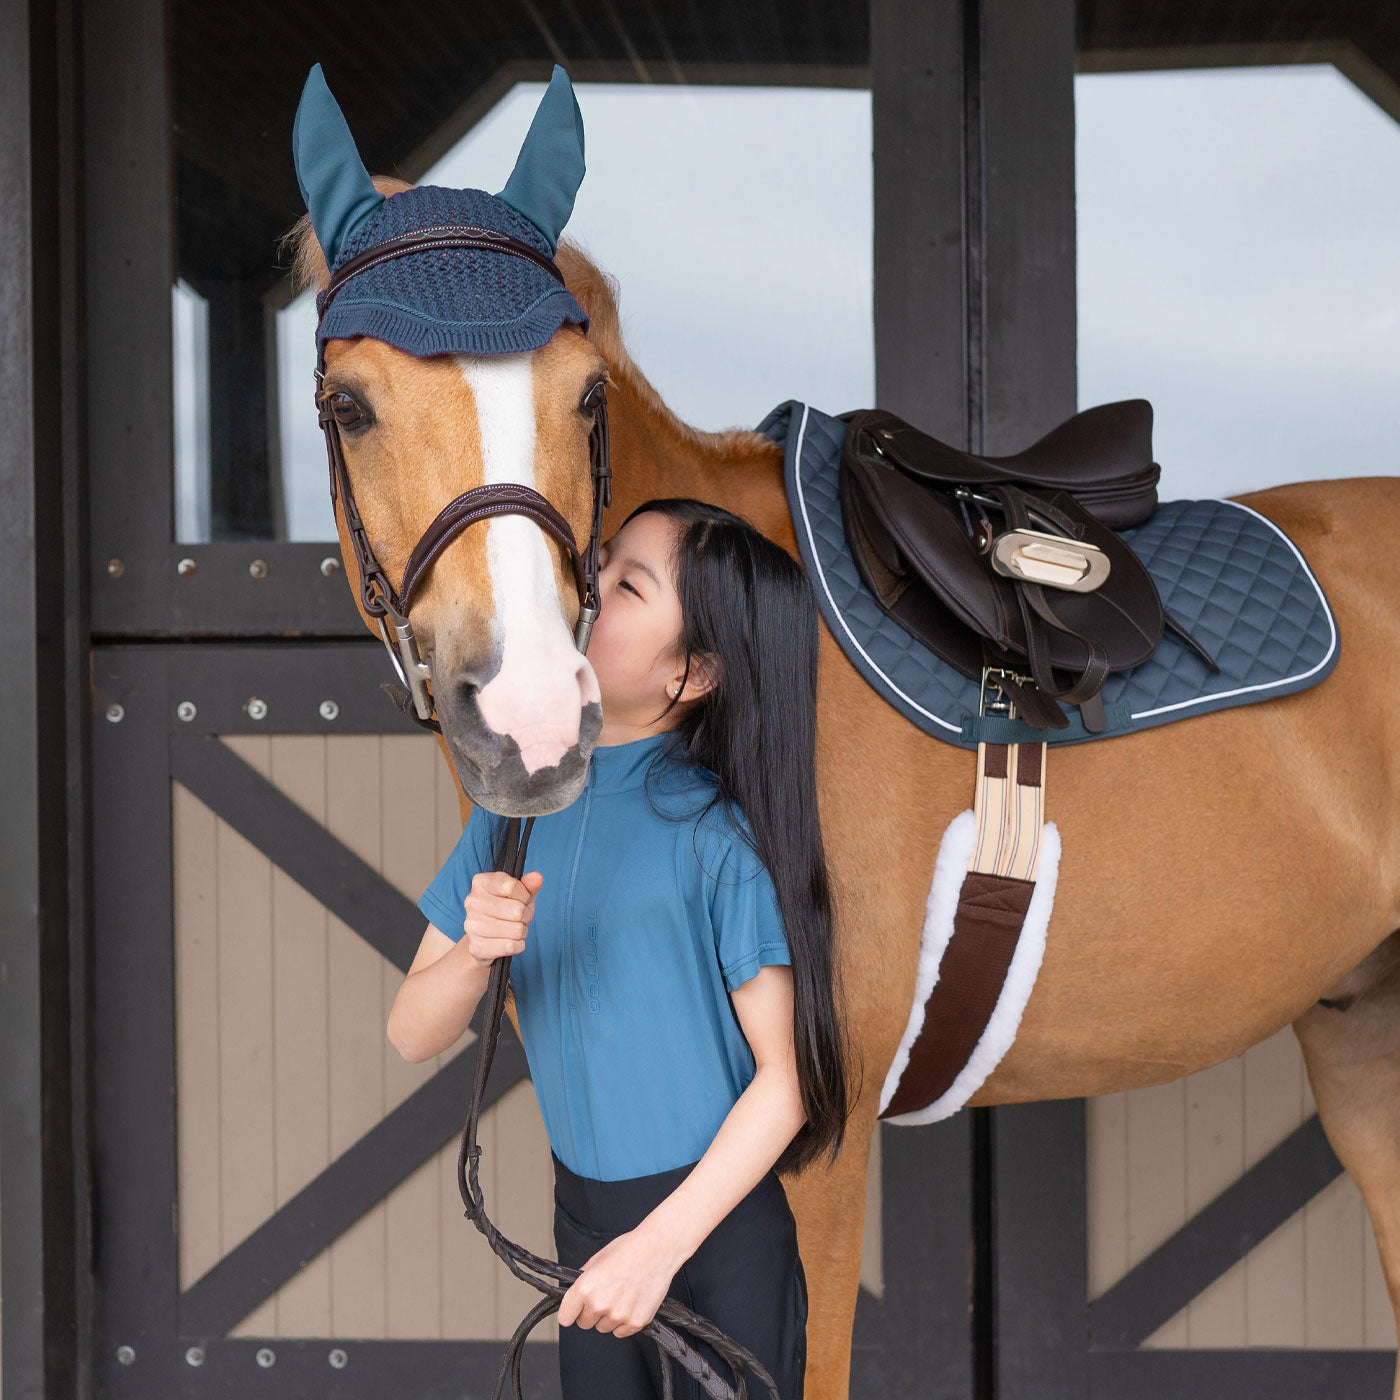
[880,817,1061,1125]
[1127,497,1338,719]
[791,403,962,734]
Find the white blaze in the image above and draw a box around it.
[458,352,599,775]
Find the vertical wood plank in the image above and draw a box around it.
[1243,1028,1306,1344]
[383,735,446,1339]
[1183,1058,1245,1345]
[1130,1081,1188,1347]
[325,737,388,1338]
[1303,1172,1365,1347]
[265,735,332,1335]
[1085,1091,1128,1300]
[217,735,277,1336]
[172,781,222,1290]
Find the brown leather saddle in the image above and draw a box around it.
[837,400,1219,732]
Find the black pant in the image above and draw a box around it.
[551,1149,807,1400]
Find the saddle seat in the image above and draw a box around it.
[855,398,1160,529]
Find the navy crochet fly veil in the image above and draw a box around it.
[292,61,592,364]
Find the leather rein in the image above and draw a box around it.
[314,228,781,1400]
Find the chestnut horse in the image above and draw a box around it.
[294,210,1400,1398]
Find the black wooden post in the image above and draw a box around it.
[0,1,86,1398]
[872,0,1084,1397]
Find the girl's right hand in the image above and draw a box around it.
[462,870,543,967]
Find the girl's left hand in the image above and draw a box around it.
[557,1227,684,1338]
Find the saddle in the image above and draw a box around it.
[837,400,1219,731]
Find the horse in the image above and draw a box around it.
[290,199,1400,1400]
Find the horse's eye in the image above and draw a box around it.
[328,392,368,429]
[580,381,606,417]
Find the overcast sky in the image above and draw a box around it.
[255,64,1399,540]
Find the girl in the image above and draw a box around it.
[387,498,854,1400]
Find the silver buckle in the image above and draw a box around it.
[979,665,1031,721]
[988,527,1110,592]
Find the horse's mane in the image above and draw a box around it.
[281,176,776,462]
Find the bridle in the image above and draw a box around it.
[314,224,613,730]
[313,228,781,1400]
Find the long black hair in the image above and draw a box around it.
[624,497,858,1177]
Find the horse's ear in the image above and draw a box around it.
[495,65,586,253]
[292,63,385,265]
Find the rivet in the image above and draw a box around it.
[177,558,197,577]
[106,558,125,577]
[328,1348,348,1369]
[176,700,197,722]
[246,698,268,721]
[105,703,125,723]
[256,1347,276,1368]
[319,699,340,722]
[116,1345,136,1365]
[248,559,268,579]
[185,1346,205,1367]
[320,556,342,577]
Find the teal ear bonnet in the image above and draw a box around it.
[293,63,591,358]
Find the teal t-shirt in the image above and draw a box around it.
[417,729,793,1181]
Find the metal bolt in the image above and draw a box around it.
[177,558,197,577]
[176,701,197,722]
[185,1346,205,1367]
[249,559,268,579]
[256,1347,276,1368]
[320,556,342,577]
[328,1348,348,1369]
[246,698,268,721]
[105,703,125,723]
[106,558,125,577]
[319,699,340,722]
[116,1345,136,1366]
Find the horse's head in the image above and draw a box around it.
[291,65,609,816]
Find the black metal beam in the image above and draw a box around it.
[1088,1346,1393,1400]
[851,1119,976,1399]
[956,0,1087,1396]
[0,2,83,1399]
[107,1336,563,1400]
[169,729,426,972]
[1088,1113,1345,1351]
[178,1038,531,1339]
[867,3,980,1393]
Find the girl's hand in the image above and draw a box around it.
[557,1227,686,1339]
[462,869,543,967]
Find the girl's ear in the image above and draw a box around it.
[672,653,720,703]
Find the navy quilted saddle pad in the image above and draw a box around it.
[757,400,1340,750]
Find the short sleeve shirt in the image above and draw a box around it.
[417,729,792,1181]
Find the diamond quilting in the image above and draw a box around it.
[762,401,1340,750]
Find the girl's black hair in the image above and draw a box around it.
[621,496,859,1177]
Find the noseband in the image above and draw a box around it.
[313,225,613,729]
[313,229,780,1399]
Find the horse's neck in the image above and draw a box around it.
[605,379,792,543]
